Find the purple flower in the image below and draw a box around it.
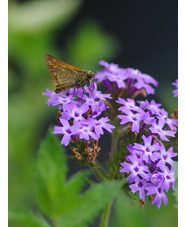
[95,61,126,90]
[145,185,168,209]
[129,178,149,200]
[91,100,108,118]
[157,146,177,170]
[138,100,162,116]
[61,102,89,123]
[124,68,158,95]
[150,171,164,185]
[93,117,115,137]
[147,100,162,115]
[161,166,175,192]
[83,82,112,101]
[42,89,74,106]
[120,155,150,183]
[117,98,176,143]
[126,144,144,164]
[149,119,176,141]
[120,135,177,208]
[117,108,147,133]
[133,135,161,162]
[43,79,115,146]
[172,79,178,97]
[158,108,178,130]
[72,120,99,141]
[116,98,143,113]
[138,100,150,110]
[53,119,74,146]
[95,61,158,96]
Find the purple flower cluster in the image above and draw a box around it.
[120,135,177,208]
[95,60,158,96]
[117,98,177,141]
[43,60,177,209]
[172,79,178,97]
[42,82,115,146]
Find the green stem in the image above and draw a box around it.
[53,217,60,227]
[111,131,119,154]
[88,163,105,182]
[95,160,108,178]
[99,200,113,227]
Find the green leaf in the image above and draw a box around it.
[36,127,67,216]
[9,206,51,227]
[64,170,90,197]
[35,127,125,226]
[58,180,125,227]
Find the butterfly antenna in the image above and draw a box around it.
[96,66,109,72]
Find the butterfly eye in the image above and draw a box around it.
[87,72,95,79]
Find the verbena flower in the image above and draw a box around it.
[95,60,158,96]
[43,60,177,210]
[72,119,99,141]
[95,60,126,90]
[61,102,89,123]
[158,109,178,130]
[120,155,150,183]
[149,119,175,141]
[43,82,115,146]
[120,135,177,208]
[116,98,143,113]
[145,184,168,209]
[42,89,74,106]
[53,119,74,146]
[172,79,178,97]
[117,97,176,141]
[117,108,147,133]
[133,135,161,162]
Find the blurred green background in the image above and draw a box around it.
[8,0,178,226]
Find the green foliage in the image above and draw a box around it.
[8,0,83,209]
[65,20,119,69]
[8,0,119,210]
[36,128,125,223]
[9,206,51,227]
[9,0,82,33]
[9,128,125,226]
[110,191,177,227]
[36,127,68,216]
[57,180,125,227]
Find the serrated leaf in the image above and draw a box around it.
[36,127,67,216]
[58,180,126,227]
[9,206,51,227]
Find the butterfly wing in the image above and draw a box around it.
[44,54,87,89]
[44,54,84,72]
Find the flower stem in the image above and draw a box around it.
[88,163,105,182]
[111,131,119,153]
[95,160,108,178]
[99,200,113,227]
